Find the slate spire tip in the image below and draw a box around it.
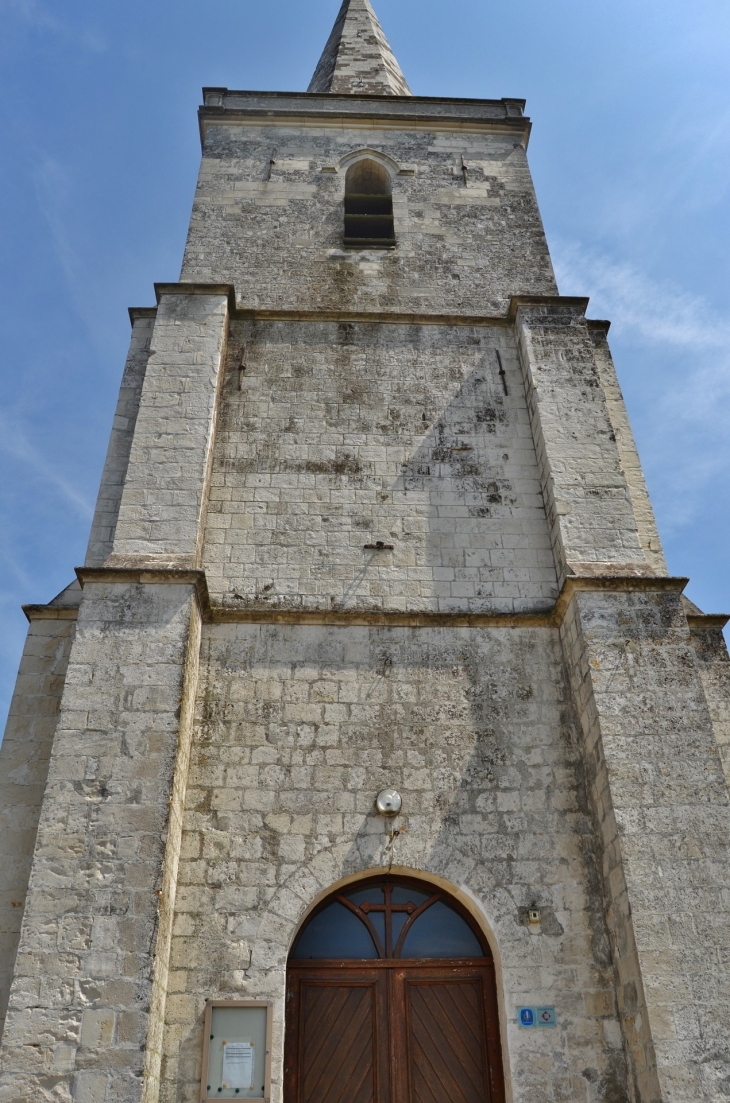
[308,0,411,97]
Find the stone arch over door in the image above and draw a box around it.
[284,871,507,1103]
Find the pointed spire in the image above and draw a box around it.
[308,0,411,97]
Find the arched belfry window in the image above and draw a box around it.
[344,159,395,248]
[291,876,487,960]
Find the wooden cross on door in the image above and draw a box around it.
[335,883,440,958]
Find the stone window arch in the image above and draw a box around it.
[344,158,395,248]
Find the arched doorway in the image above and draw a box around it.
[285,876,506,1103]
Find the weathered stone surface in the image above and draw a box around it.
[204,319,557,614]
[0,580,200,1103]
[515,300,647,584]
[687,610,730,796]
[181,120,555,317]
[307,0,411,97]
[0,595,77,1041]
[160,622,628,1103]
[561,588,730,1099]
[2,3,729,1101]
[110,290,229,565]
[85,315,153,568]
[588,324,667,577]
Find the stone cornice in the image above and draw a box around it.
[198,91,531,147]
[207,607,552,628]
[128,306,158,324]
[128,285,237,326]
[215,577,693,630]
[234,308,514,327]
[203,88,526,110]
[200,88,526,118]
[199,111,531,144]
[687,613,730,631]
[23,571,713,631]
[552,575,689,628]
[508,295,590,321]
[126,303,611,331]
[127,295,615,331]
[154,282,237,313]
[22,605,79,623]
[74,566,212,620]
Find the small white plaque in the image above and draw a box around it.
[222,1042,254,1090]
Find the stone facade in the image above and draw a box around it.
[204,319,556,614]
[2,4,730,1102]
[162,621,628,1103]
[0,586,79,1043]
[182,98,553,317]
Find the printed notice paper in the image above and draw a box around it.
[222,1042,254,1090]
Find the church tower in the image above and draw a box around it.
[2,2,730,1100]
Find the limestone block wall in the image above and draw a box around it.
[0,578,201,1103]
[688,622,730,793]
[85,313,154,568]
[111,289,230,566]
[0,610,76,1042]
[181,118,556,315]
[587,326,667,577]
[203,320,557,614]
[160,621,629,1103]
[561,586,730,1100]
[514,301,646,584]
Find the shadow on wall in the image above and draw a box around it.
[329,635,626,1100]
[211,320,557,613]
[335,329,558,614]
[384,351,557,615]
[169,622,626,1100]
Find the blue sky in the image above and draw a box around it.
[1,0,729,730]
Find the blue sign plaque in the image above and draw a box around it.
[517,1005,557,1028]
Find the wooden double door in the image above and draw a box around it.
[285,959,505,1103]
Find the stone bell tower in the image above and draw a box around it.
[2,1,730,1101]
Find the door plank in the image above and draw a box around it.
[286,969,390,1103]
[302,986,373,1098]
[391,965,505,1103]
[303,986,374,1103]
[408,981,486,1103]
[286,962,504,1103]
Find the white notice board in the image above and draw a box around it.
[202,1002,272,1100]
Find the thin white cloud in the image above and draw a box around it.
[554,240,730,349]
[31,156,111,353]
[0,0,107,51]
[0,410,94,520]
[652,102,730,215]
[582,103,730,248]
[0,0,57,30]
[553,240,730,535]
[33,159,82,292]
[0,535,33,592]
